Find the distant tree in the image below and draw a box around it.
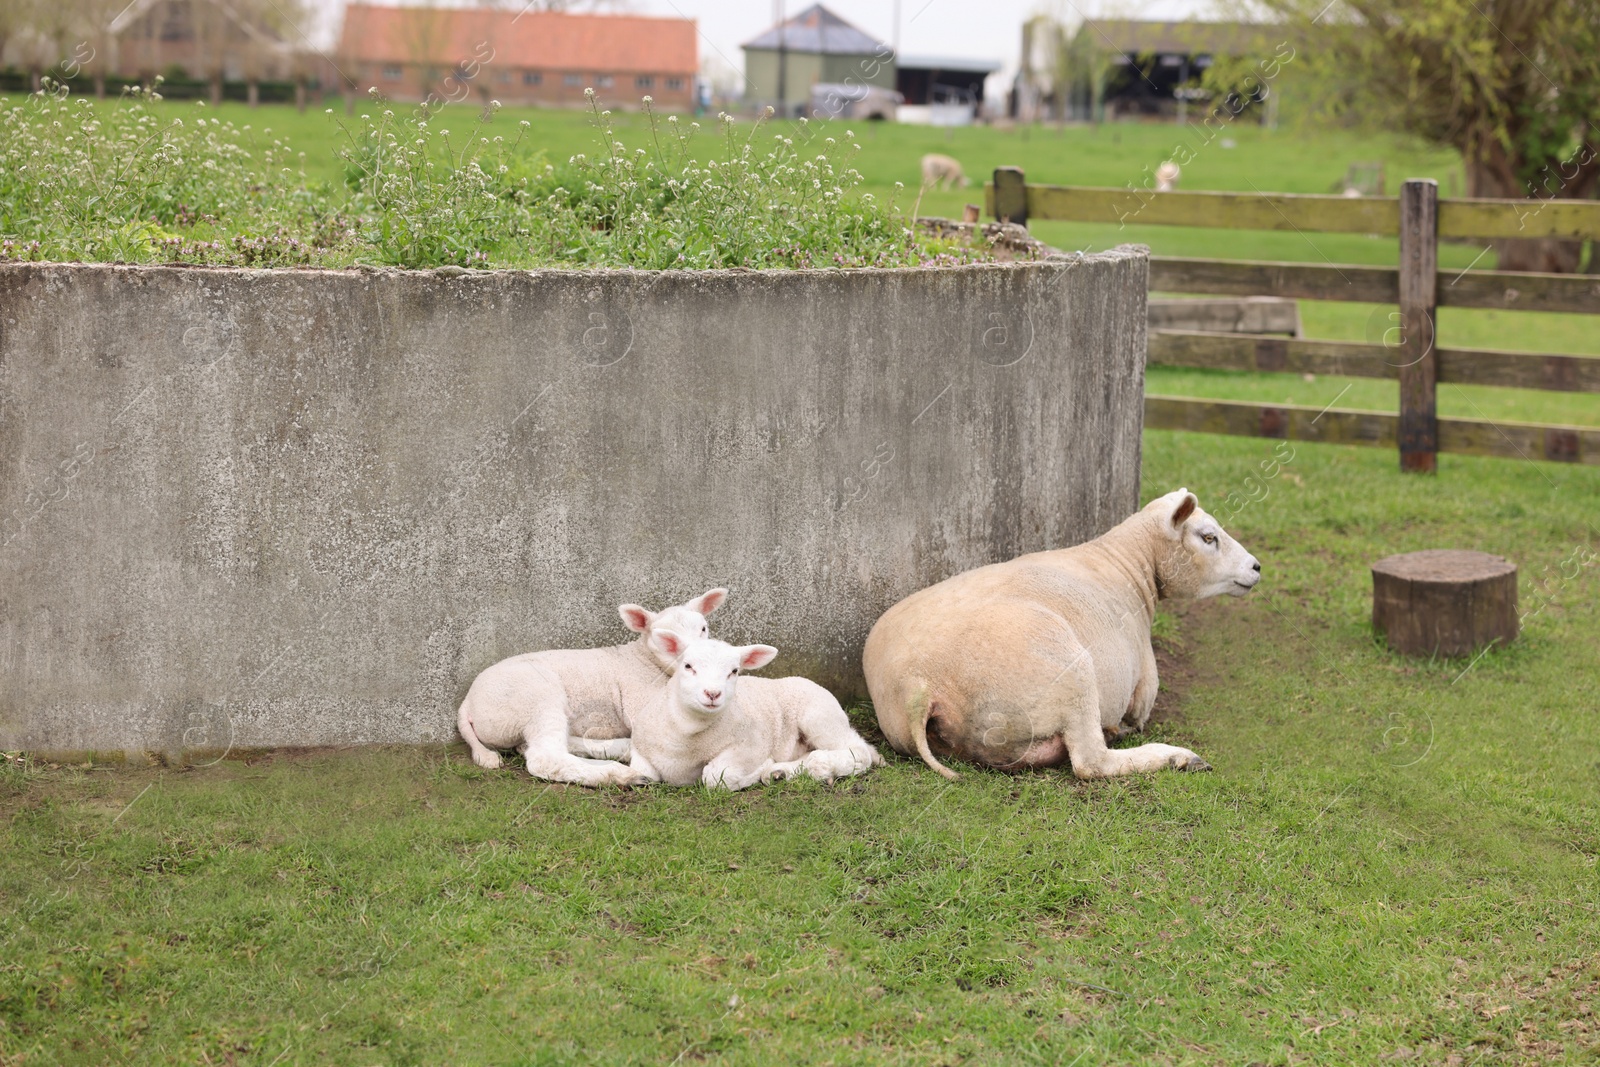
[1258,0,1600,272]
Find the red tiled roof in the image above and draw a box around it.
[337,4,697,75]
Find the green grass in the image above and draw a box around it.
[10,90,1594,424]
[5,435,1599,1065]
[3,95,1599,1063]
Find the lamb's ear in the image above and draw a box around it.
[1168,489,1198,533]
[689,587,728,616]
[618,604,655,633]
[649,628,688,660]
[737,644,779,672]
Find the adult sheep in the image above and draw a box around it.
[862,490,1260,780]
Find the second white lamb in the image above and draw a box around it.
[629,632,883,791]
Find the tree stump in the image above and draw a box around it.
[1371,550,1518,657]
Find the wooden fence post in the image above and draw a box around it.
[993,167,1028,226]
[1398,178,1439,473]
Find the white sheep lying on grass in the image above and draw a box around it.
[628,631,883,791]
[457,588,726,787]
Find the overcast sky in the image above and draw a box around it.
[306,0,1227,85]
[634,0,1223,80]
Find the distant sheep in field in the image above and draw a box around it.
[1155,161,1181,192]
[921,153,970,190]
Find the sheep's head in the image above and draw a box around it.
[619,587,728,669]
[647,633,778,714]
[1146,488,1261,600]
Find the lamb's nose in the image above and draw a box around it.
[1253,560,1262,573]
[704,689,722,703]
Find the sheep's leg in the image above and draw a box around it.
[520,712,647,788]
[627,749,663,785]
[796,704,884,779]
[760,758,809,783]
[791,748,872,783]
[1126,643,1160,733]
[1053,652,1209,779]
[569,737,631,761]
[701,753,776,792]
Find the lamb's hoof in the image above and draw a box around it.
[767,768,789,782]
[1103,726,1130,745]
[1175,754,1212,773]
[472,751,503,770]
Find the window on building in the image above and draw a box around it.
[666,77,684,91]
[497,69,511,83]
[596,74,614,88]
[524,70,542,86]
[382,65,403,80]
[635,75,654,90]
[563,72,583,86]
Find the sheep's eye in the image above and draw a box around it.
[1202,533,1217,546]
[732,668,740,675]
[685,663,695,673]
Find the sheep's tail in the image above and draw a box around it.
[907,680,960,781]
[457,697,501,769]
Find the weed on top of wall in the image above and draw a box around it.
[0,82,998,272]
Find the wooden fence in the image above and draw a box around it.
[986,167,1600,470]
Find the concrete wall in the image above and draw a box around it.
[0,253,1147,755]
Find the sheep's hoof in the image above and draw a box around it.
[1175,754,1212,773]
[768,768,789,782]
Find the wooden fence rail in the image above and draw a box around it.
[1148,331,1600,393]
[988,167,1600,470]
[1143,397,1600,466]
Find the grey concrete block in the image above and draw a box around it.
[0,252,1147,753]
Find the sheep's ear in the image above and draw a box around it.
[737,644,778,672]
[649,629,687,660]
[690,587,728,616]
[1169,490,1198,533]
[618,604,655,633]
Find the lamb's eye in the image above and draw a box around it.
[685,663,695,673]
[1202,533,1217,546]
[732,668,740,675]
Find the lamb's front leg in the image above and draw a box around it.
[628,750,664,785]
[700,752,777,792]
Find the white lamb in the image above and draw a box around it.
[457,588,726,787]
[627,631,884,791]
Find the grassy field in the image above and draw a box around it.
[13,90,1595,428]
[4,431,1598,1066]
[4,94,1599,1063]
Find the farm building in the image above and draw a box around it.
[1037,18,1279,122]
[743,4,893,117]
[894,55,1001,125]
[107,0,299,93]
[333,4,698,110]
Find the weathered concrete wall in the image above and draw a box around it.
[0,252,1147,754]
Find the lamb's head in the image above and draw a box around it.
[618,587,728,669]
[647,632,778,714]
[1146,488,1261,599]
